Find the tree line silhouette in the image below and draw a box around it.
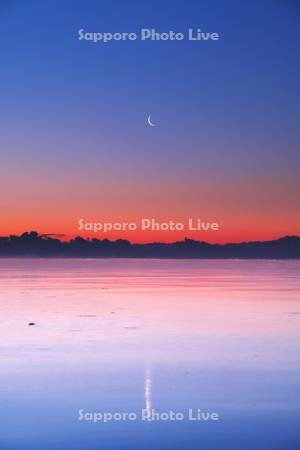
[0,232,299,258]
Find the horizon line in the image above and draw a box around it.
[1,231,299,246]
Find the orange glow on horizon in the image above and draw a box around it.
[1,165,299,243]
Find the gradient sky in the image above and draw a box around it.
[0,0,299,242]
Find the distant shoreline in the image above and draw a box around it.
[0,232,299,259]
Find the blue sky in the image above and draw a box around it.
[0,0,299,241]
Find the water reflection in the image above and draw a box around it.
[144,367,153,419]
[0,259,299,450]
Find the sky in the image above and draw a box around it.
[0,0,299,243]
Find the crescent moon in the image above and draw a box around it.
[147,115,156,127]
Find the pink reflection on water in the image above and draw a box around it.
[0,259,299,373]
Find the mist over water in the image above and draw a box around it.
[0,259,299,449]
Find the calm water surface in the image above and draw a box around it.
[0,259,299,449]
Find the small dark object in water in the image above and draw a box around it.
[28,322,36,326]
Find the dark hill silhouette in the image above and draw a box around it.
[0,232,299,258]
